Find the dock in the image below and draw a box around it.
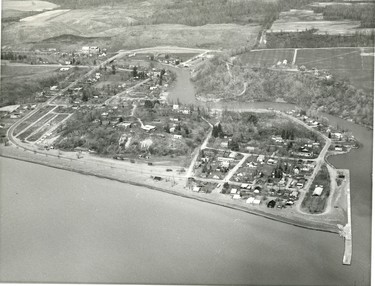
[342,170,352,265]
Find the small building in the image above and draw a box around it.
[230,188,238,194]
[241,183,249,189]
[50,86,58,91]
[313,185,324,196]
[173,104,179,110]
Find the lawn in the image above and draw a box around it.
[301,164,331,214]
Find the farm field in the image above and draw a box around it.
[237,47,374,93]
[295,47,374,93]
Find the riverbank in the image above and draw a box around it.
[0,144,345,234]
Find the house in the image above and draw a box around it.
[220,142,228,148]
[173,134,182,139]
[82,46,90,54]
[335,146,343,151]
[272,136,283,143]
[290,190,299,198]
[173,104,179,110]
[141,125,156,131]
[253,199,261,205]
[230,188,238,194]
[257,155,265,163]
[332,132,343,140]
[193,186,201,192]
[246,197,255,204]
[313,185,324,196]
[246,146,255,152]
[0,105,20,113]
[60,67,70,71]
[241,183,249,189]
[10,114,20,119]
[89,46,99,54]
[267,158,277,165]
[101,112,109,117]
[296,180,305,188]
[50,86,58,91]
[221,161,230,169]
[229,152,237,159]
[169,127,176,133]
[233,194,241,200]
[153,176,162,181]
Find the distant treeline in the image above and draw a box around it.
[192,56,373,126]
[311,3,375,28]
[266,30,375,48]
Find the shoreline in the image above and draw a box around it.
[0,146,341,234]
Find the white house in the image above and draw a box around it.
[173,104,179,110]
[230,188,238,194]
[193,186,201,192]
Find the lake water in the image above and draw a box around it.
[0,68,372,284]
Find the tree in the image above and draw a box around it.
[111,64,116,75]
[132,66,138,78]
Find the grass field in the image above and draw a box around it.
[295,47,374,92]
[237,48,295,67]
[237,47,374,93]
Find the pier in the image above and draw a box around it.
[342,171,352,265]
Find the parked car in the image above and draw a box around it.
[166,169,173,172]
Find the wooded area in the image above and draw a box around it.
[192,56,373,127]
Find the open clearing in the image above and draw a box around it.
[20,9,70,22]
[237,47,374,93]
[1,65,59,79]
[2,0,59,11]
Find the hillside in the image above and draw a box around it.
[192,55,373,126]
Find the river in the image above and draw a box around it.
[0,69,372,284]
